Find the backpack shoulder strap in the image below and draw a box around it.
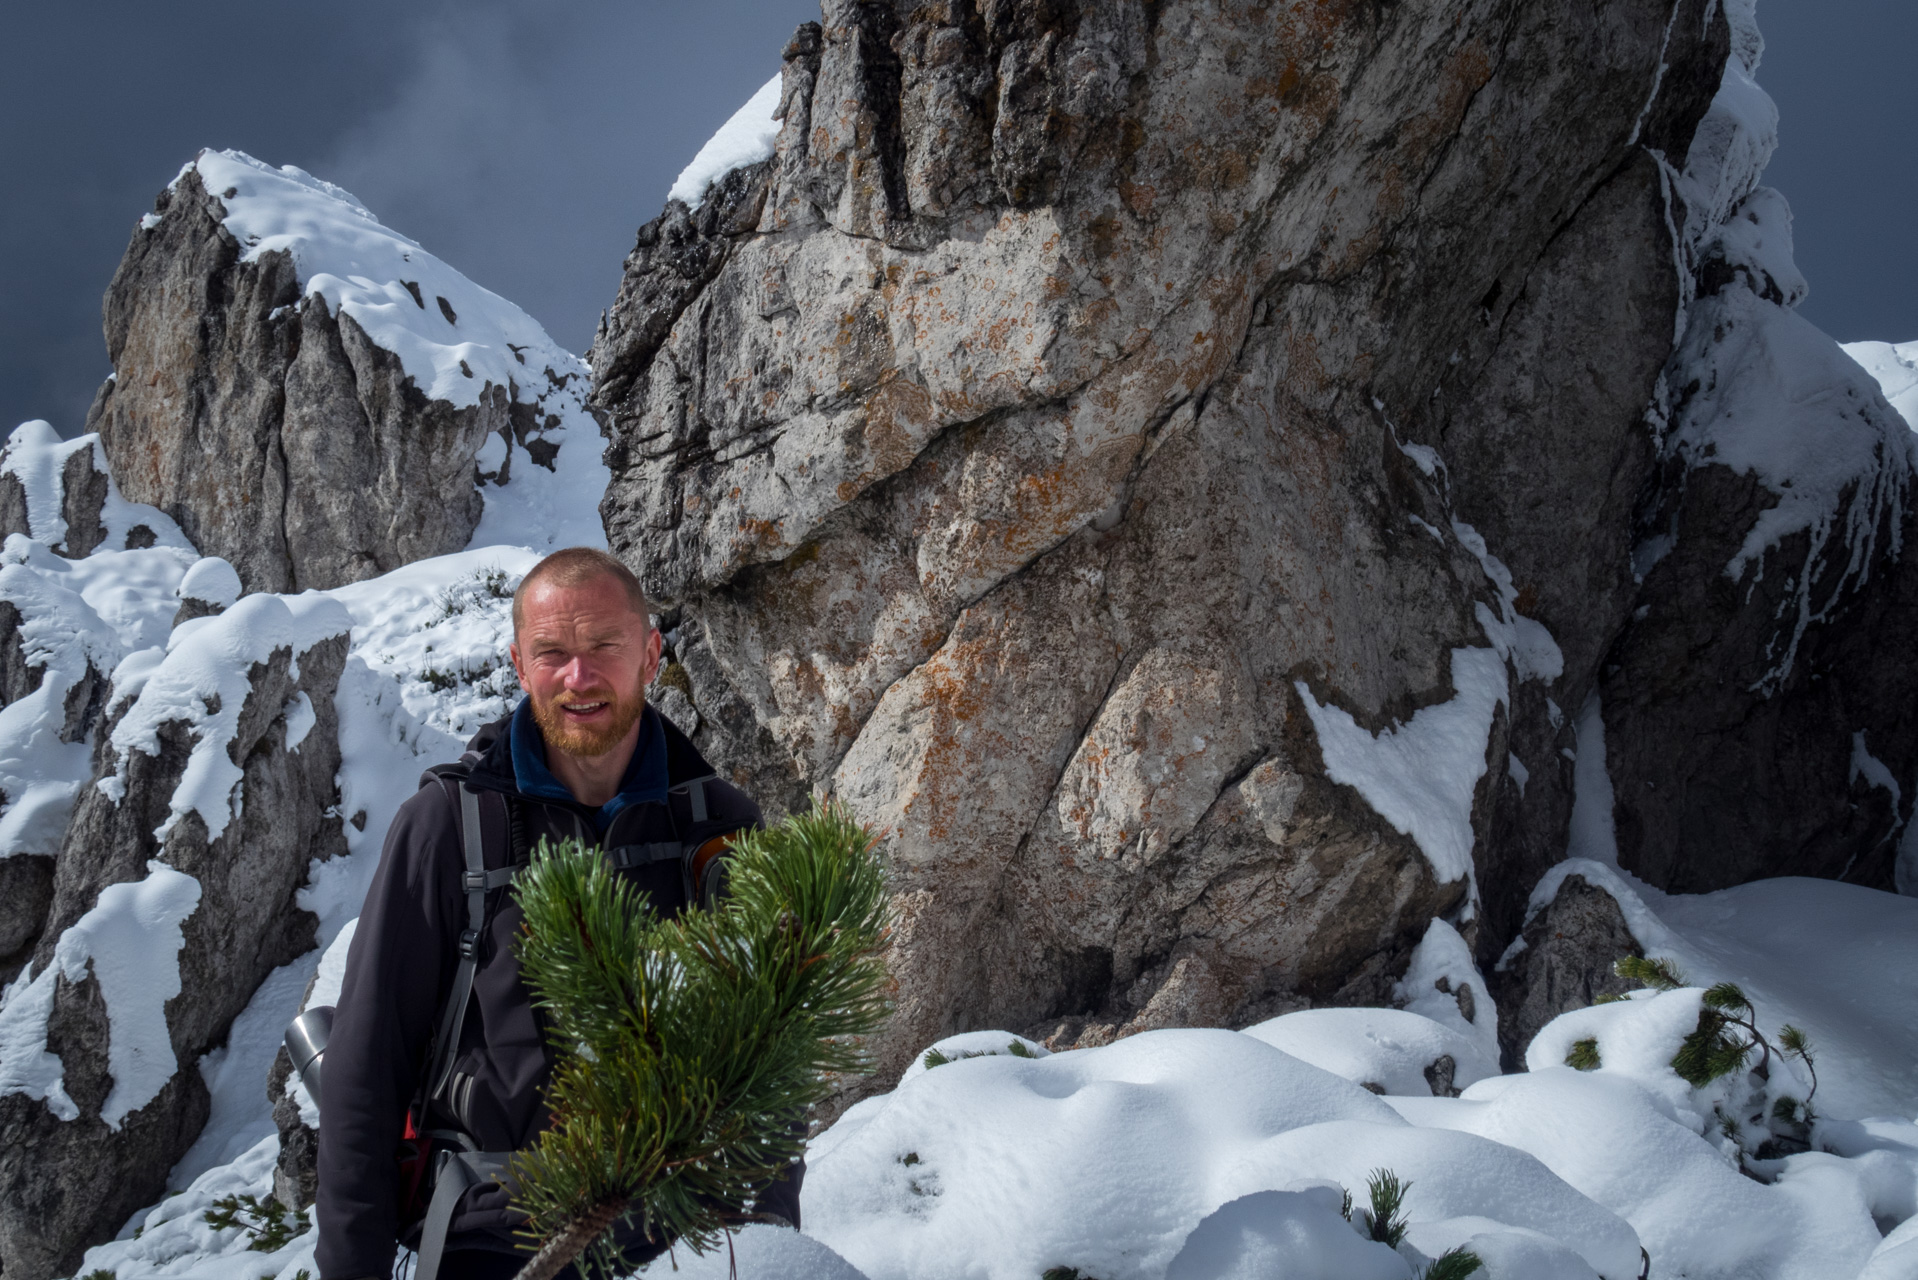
[423,780,513,1106]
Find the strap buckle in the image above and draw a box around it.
[457,929,481,961]
[461,870,488,891]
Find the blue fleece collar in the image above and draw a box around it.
[509,697,669,831]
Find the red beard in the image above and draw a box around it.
[529,686,647,759]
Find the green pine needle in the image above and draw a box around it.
[1565,1037,1602,1071]
[1701,982,1752,1013]
[1363,1168,1411,1248]
[1614,955,1686,991]
[1423,1246,1485,1280]
[1778,1024,1811,1057]
[507,803,892,1275]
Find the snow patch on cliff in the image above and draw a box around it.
[1297,645,1506,888]
[669,73,782,209]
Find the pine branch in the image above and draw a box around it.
[507,804,892,1278]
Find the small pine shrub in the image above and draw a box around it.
[1422,1246,1485,1279]
[1565,1037,1602,1071]
[924,1040,1037,1070]
[202,1193,308,1252]
[1361,1168,1411,1248]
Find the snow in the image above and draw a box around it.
[1296,645,1506,887]
[1241,1007,1495,1097]
[0,862,202,1128]
[633,1224,868,1280]
[172,950,319,1188]
[177,556,243,608]
[187,150,576,414]
[1847,340,1918,434]
[1162,1189,1409,1280]
[804,1028,1643,1280]
[1566,693,1620,866]
[1522,858,1918,1120]
[667,74,783,209]
[1394,917,1501,1069]
[0,425,201,861]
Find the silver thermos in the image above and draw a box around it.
[285,1005,335,1106]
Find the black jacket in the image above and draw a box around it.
[314,705,787,1280]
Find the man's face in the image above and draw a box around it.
[509,574,662,759]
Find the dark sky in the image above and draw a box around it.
[3,1,1912,436]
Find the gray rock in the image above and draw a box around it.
[82,166,494,593]
[0,619,349,1279]
[1491,875,1642,1068]
[591,0,1730,1087]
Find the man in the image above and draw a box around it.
[315,547,795,1280]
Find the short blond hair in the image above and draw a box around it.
[511,547,651,637]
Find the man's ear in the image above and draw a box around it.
[643,625,664,684]
[509,641,525,688]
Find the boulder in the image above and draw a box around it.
[592,0,1732,1085]
[1490,873,1642,1069]
[0,589,351,1280]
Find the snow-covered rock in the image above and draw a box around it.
[83,148,606,594]
[0,511,351,1276]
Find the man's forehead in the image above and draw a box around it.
[517,577,649,634]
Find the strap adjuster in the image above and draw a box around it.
[461,870,488,891]
[458,929,482,960]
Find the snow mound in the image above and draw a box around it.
[1522,858,1918,1120]
[668,74,783,209]
[805,1027,1641,1280]
[1243,1007,1496,1097]
[634,1223,869,1280]
[1164,1188,1408,1280]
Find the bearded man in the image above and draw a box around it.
[315,547,794,1280]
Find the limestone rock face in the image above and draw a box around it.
[0,592,351,1280]
[594,0,1735,1083]
[86,163,492,593]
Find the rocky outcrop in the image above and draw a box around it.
[82,150,593,594]
[592,0,1736,1083]
[1595,171,1918,892]
[82,162,484,593]
[0,589,351,1280]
